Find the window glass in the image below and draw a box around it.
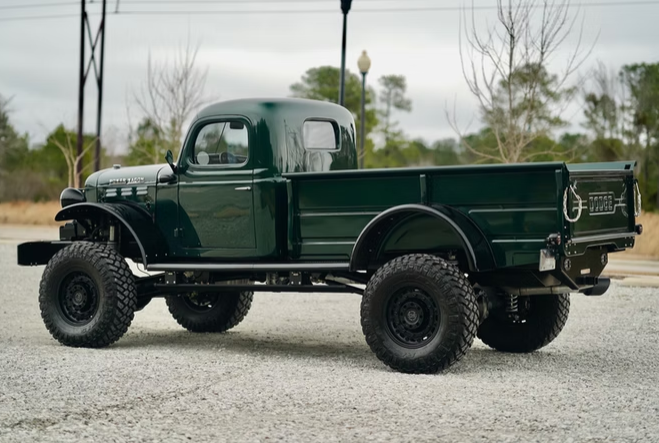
[303,120,339,150]
[192,121,248,166]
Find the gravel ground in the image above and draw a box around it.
[1,242,659,442]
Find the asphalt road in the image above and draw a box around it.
[1,242,659,442]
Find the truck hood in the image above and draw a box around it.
[86,164,169,187]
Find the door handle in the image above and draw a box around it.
[235,186,252,191]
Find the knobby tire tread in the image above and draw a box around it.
[39,242,137,348]
[166,290,253,333]
[361,254,479,374]
[477,294,570,353]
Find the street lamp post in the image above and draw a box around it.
[357,50,371,169]
[339,0,352,106]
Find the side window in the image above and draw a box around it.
[192,120,249,166]
[303,120,339,151]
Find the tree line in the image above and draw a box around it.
[0,1,658,210]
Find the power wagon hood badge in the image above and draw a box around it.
[109,177,146,185]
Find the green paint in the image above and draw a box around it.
[76,98,638,287]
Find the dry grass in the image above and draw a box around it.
[0,201,62,226]
[623,212,659,258]
[1,201,658,258]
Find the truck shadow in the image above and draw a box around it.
[113,329,582,375]
[115,329,380,368]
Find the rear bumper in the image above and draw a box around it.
[565,230,640,257]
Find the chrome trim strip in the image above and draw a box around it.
[302,241,355,246]
[299,211,380,218]
[491,239,546,243]
[179,180,252,187]
[469,208,555,214]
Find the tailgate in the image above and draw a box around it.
[563,162,639,255]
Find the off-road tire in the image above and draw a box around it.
[361,254,479,374]
[135,297,152,312]
[39,242,137,348]
[477,294,570,353]
[165,285,253,333]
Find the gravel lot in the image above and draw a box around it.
[1,241,658,442]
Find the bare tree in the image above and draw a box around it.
[52,134,96,188]
[131,38,209,160]
[449,0,595,163]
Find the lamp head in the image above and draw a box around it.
[357,50,371,74]
[341,0,353,14]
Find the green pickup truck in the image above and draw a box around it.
[18,98,643,373]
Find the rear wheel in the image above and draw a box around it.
[360,254,479,374]
[165,284,253,333]
[477,293,570,353]
[39,242,137,348]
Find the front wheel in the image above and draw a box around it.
[360,254,479,374]
[39,242,137,348]
[477,293,570,353]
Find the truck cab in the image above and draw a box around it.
[79,98,357,262]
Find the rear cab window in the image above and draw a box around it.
[303,120,340,151]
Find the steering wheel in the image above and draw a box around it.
[220,151,236,164]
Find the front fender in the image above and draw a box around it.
[56,202,168,265]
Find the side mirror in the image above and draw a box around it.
[165,150,177,173]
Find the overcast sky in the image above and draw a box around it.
[1,0,658,154]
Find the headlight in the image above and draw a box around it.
[60,188,86,208]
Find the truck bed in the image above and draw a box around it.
[283,161,638,272]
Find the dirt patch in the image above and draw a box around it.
[0,201,62,226]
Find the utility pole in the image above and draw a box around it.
[95,0,107,172]
[339,0,352,106]
[75,0,86,187]
[75,0,108,186]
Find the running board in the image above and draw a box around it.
[153,283,363,295]
[146,262,350,272]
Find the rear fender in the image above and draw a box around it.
[349,204,496,272]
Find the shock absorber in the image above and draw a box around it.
[505,294,519,313]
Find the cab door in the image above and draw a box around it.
[177,117,256,256]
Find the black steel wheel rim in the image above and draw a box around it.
[385,287,440,348]
[182,292,220,312]
[58,272,100,325]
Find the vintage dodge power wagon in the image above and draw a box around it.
[17,98,643,373]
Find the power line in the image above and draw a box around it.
[0,0,422,10]
[0,2,77,11]
[0,13,79,21]
[1,0,658,22]
[120,0,659,6]
[127,0,440,3]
